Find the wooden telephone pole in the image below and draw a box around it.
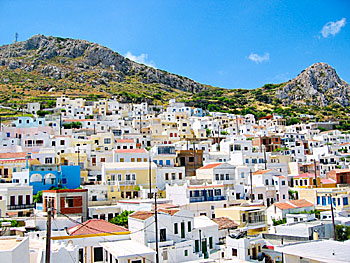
[154,193,159,263]
[250,170,253,202]
[45,203,52,263]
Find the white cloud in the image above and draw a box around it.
[321,18,346,38]
[125,51,156,68]
[248,52,270,64]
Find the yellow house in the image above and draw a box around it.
[90,133,114,152]
[215,205,267,235]
[298,188,350,213]
[292,173,321,189]
[102,162,157,200]
[0,158,40,182]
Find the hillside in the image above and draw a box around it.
[0,34,349,121]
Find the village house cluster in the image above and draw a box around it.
[0,96,350,262]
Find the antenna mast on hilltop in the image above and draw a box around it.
[14,33,18,43]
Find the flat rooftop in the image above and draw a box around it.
[0,237,24,251]
[100,240,155,258]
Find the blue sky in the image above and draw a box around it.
[0,0,349,89]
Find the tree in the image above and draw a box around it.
[33,191,43,203]
[109,210,134,228]
[335,225,350,241]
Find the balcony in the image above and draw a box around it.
[7,203,35,210]
[189,195,226,203]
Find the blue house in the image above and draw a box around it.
[14,165,81,194]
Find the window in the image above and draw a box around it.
[166,160,171,166]
[232,248,238,257]
[188,221,191,232]
[65,197,74,208]
[45,157,53,164]
[104,138,111,144]
[214,189,221,196]
[344,197,349,206]
[62,178,67,184]
[247,248,250,256]
[174,223,178,234]
[241,172,245,178]
[215,174,219,181]
[160,229,166,242]
[209,237,213,249]
[179,173,183,179]
[172,173,176,180]
[322,196,326,206]
[189,157,194,162]
[60,140,65,146]
[184,250,188,257]
[94,247,103,262]
[131,158,135,162]
[165,173,169,180]
[101,158,105,163]
[282,181,286,185]
[265,179,269,185]
[195,240,200,252]
[137,158,142,162]
[79,248,84,263]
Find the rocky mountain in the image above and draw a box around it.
[0,34,207,94]
[276,62,350,107]
[0,34,349,120]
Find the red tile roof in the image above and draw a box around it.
[321,178,336,184]
[253,169,273,175]
[116,139,135,143]
[274,199,314,210]
[129,211,154,220]
[114,149,147,154]
[294,173,318,178]
[198,163,222,170]
[274,203,295,210]
[158,209,180,216]
[289,199,314,208]
[0,152,37,159]
[67,219,128,236]
[212,217,238,230]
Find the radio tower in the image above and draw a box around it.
[14,33,18,43]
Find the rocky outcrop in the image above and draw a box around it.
[0,34,205,93]
[276,63,350,106]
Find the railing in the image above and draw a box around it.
[7,203,35,210]
[190,196,226,202]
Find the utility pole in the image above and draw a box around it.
[217,122,220,151]
[154,193,160,263]
[250,170,253,202]
[193,141,196,177]
[263,146,267,170]
[236,116,240,135]
[149,151,152,198]
[139,111,142,133]
[93,123,96,134]
[45,202,52,263]
[59,113,62,135]
[329,194,337,240]
[314,159,318,188]
[77,146,80,168]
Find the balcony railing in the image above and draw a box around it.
[7,203,35,210]
[190,196,226,203]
